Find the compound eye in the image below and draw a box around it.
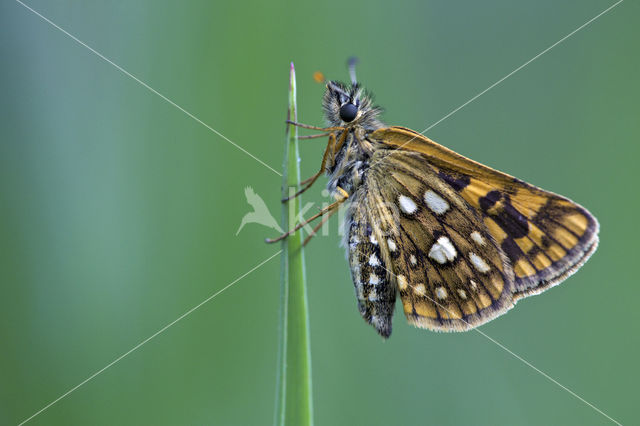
[339,103,358,122]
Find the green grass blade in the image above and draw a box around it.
[274,62,313,426]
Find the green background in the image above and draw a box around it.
[1,1,638,425]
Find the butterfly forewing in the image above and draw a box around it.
[369,126,599,303]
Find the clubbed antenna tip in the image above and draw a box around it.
[313,71,326,83]
[348,56,358,85]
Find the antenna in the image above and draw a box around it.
[313,71,326,83]
[348,56,359,85]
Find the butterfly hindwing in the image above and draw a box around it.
[357,149,517,332]
[370,126,599,301]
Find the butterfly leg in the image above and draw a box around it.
[302,188,349,246]
[302,207,337,246]
[332,127,349,153]
[281,133,338,202]
[266,188,349,244]
[302,132,348,184]
[286,120,344,132]
[299,132,331,140]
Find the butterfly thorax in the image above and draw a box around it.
[325,128,375,195]
[323,81,385,196]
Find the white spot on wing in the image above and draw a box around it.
[424,190,450,214]
[470,231,485,246]
[397,275,408,290]
[469,252,491,273]
[368,253,381,267]
[350,234,360,249]
[428,236,457,264]
[470,280,478,290]
[398,195,418,214]
[458,289,467,299]
[414,283,426,296]
[370,234,378,245]
[369,273,381,285]
[387,238,397,252]
[435,287,447,299]
[368,289,378,301]
[410,255,417,266]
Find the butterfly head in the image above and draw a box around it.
[323,81,383,130]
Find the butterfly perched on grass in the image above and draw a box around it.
[267,61,599,338]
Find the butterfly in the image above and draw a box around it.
[267,61,599,338]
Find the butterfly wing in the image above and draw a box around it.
[369,126,599,301]
[355,149,518,333]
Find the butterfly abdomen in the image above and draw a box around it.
[345,196,397,338]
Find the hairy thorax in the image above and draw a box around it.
[326,125,385,196]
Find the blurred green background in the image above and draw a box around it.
[1,1,638,425]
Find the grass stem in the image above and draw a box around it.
[274,62,313,426]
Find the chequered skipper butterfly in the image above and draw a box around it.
[267,62,599,338]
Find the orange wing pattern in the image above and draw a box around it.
[367,127,598,330]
